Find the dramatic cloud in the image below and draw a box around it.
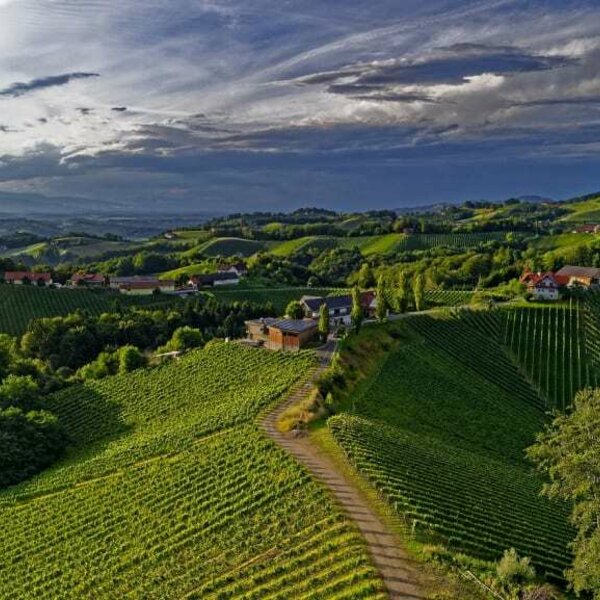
[0,0,599,211]
[0,72,99,98]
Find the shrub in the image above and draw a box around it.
[496,548,535,588]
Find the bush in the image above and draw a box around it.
[496,548,535,588]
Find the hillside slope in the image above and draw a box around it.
[328,316,574,581]
[0,343,385,599]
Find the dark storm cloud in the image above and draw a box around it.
[0,72,99,98]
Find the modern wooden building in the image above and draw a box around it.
[245,317,318,351]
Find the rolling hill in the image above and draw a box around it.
[0,343,384,598]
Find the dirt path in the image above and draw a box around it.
[260,346,424,600]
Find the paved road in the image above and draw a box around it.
[260,347,424,600]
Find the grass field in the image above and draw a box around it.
[194,237,266,257]
[0,285,179,336]
[561,196,600,223]
[0,343,384,598]
[328,316,574,581]
[268,236,339,257]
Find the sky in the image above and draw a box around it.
[0,0,599,214]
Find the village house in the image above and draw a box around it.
[190,271,240,288]
[217,262,247,278]
[520,272,562,301]
[555,265,600,288]
[3,271,53,286]
[300,292,376,328]
[245,317,318,351]
[109,276,176,295]
[69,273,106,287]
[572,224,600,234]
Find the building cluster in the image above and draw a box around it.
[520,265,600,300]
[1,262,248,296]
[245,291,377,351]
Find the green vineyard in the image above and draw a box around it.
[0,343,384,599]
[328,316,574,580]
[423,289,474,308]
[0,284,178,336]
[501,302,595,410]
[400,232,508,251]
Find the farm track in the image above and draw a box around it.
[260,343,424,600]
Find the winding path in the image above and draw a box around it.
[260,342,424,600]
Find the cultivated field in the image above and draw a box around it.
[0,343,384,599]
[328,316,574,581]
[0,285,178,336]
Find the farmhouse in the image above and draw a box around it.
[3,271,53,286]
[300,292,376,328]
[572,224,600,234]
[245,317,318,351]
[69,273,106,287]
[520,272,561,300]
[110,276,176,295]
[217,262,247,277]
[554,265,600,288]
[190,272,240,288]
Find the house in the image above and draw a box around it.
[246,318,318,351]
[554,265,600,288]
[573,224,600,234]
[190,271,240,288]
[69,273,106,287]
[245,317,279,344]
[3,271,53,286]
[300,292,376,327]
[217,262,247,277]
[520,272,561,300]
[110,276,176,295]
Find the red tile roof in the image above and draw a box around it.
[4,271,52,282]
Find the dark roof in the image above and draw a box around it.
[194,272,239,284]
[268,319,318,334]
[555,265,600,279]
[301,294,352,312]
[246,317,279,328]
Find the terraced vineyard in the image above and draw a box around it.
[501,302,594,410]
[423,289,474,307]
[194,237,266,257]
[400,232,507,251]
[0,284,179,336]
[328,317,574,581]
[0,343,384,599]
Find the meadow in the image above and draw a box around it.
[328,315,574,581]
[0,343,384,599]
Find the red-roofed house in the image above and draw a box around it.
[520,272,561,300]
[3,271,53,286]
[69,273,106,287]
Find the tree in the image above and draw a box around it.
[528,388,600,598]
[413,274,425,312]
[0,375,40,411]
[351,286,363,333]
[168,326,204,351]
[0,407,66,488]
[318,302,329,342]
[118,346,147,374]
[285,300,304,320]
[397,270,412,313]
[375,276,388,322]
[357,263,374,289]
